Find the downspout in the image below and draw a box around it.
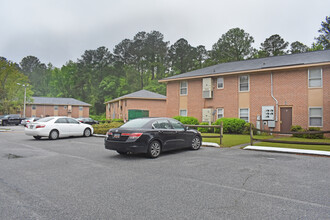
[270,72,278,121]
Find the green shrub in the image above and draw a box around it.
[92,122,124,135]
[112,118,124,123]
[242,122,257,135]
[306,127,324,139]
[197,122,211,133]
[90,114,106,122]
[290,125,304,138]
[173,116,199,125]
[212,118,246,134]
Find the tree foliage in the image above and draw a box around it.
[316,15,330,49]
[290,41,309,54]
[210,28,254,63]
[260,34,289,56]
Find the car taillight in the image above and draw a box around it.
[121,133,143,140]
[36,125,45,129]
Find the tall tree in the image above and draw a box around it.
[210,28,255,63]
[0,59,32,114]
[168,38,196,74]
[20,56,51,96]
[195,45,209,69]
[290,41,309,54]
[316,15,330,49]
[260,34,289,56]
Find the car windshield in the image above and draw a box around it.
[37,117,54,122]
[120,118,150,128]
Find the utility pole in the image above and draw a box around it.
[17,83,29,118]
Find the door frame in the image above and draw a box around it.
[279,106,293,133]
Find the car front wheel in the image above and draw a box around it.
[83,128,91,137]
[147,140,161,158]
[49,130,59,140]
[191,136,201,150]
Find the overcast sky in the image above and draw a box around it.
[1,0,329,67]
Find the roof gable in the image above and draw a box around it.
[105,90,166,103]
[29,97,91,106]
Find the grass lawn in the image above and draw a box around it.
[255,137,330,152]
[202,133,272,148]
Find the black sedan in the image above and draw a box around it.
[76,118,99,125]
[104,117,202,158]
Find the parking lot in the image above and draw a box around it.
[1,126,330,219]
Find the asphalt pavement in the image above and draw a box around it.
[0,126,329,219]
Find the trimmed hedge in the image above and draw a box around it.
[212,118,246,134]
[197,122,211,133]
[92,122,124,135]
[173,116,199,125]
[290,125,324,139]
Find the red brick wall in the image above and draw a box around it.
[165,65,330,133]
[166,82,180,117]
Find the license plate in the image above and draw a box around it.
[113,133,120,138]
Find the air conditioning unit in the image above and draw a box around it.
[202,90,213,98]
[202,78,213,98]
[202,108,213,123]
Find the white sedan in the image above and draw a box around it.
[25,117,94,140]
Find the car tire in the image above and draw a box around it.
[83,128,91,137]
[191,136,201,150]
[147,140,161,158]
[33,136,41,140]
[49,130,59,140]
[116,150,127,155]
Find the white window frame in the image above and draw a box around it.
[54,105,58,110]
[239,108,249,122]
[217,77,224,89]
[179,109,187,117]
[217,108,224,119]
[308,68,322,88]
[309,107,323,127]
[180,81,188,96]
[239,75,249,92]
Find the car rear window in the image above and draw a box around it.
[38,117,54,122]
[120,118,150,128]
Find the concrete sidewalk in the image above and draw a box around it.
[244,146,330,156]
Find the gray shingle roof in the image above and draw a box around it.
[106,90,166,103]
[29,97,91,106]
[160,50,330,81]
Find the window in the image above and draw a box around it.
[64,106,67,109]
[170,119,185,131]
[55,118,67,123]
[309,107,323,127]
[180,109,187,116]
[67,118,79,124]
[54,105,58,110]
[239,108,249,122]
[217,77,224,89]
[153,120,172,129]
[180,81,188,95]
[239,75,249,92]
[217,108,224,119]
[79,106,83,111]
[308,68,322,88]
[32,105,36,110]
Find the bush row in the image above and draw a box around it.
[92,122,124,135]
[174,116,256,134]
[290,125,324,139]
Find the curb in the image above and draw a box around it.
[244,146,330,157]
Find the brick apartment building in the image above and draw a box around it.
[26,97,91,118]
[105,90,166,120]
[159,50,330,133]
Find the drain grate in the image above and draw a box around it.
[6,154,23,159]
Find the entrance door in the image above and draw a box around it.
[280,107,292,133]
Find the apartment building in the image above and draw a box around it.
[105,90,166,120]
[26,97,91,118]
[159,50,330,133]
